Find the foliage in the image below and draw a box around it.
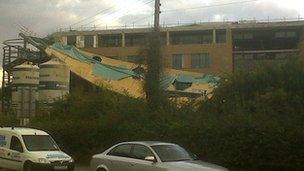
[0,114,19,126]
[144,31,165,109]
[30,60,304,169]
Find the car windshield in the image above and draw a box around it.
[22,135,59,151]
[152,145,195,162]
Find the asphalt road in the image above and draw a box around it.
[0,164,90,171]
[75,164,89,171]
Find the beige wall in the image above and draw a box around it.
[82,29,233,75]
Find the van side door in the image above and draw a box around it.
[6,136,24,170]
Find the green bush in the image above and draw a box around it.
[30,60,304,169]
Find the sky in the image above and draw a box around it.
[0,0,303,63]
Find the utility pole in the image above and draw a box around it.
[154,0,161,30]
[145,0,163,109]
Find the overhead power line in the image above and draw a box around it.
[131,14,154,24]
[94,0,154,27]
[163,0,259,13]
[68,4,117,28]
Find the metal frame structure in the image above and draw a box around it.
[1,34,49,114]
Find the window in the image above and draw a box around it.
[286,31,296,38]
[275,31,285,38]
[22,135,59,151]
[0,135,7,147]
[127,56,145,64]
[84,35,94,48]
[10,136,23,152]
[172,54,184,69]
[191,53,210,68]
[152,145,194,162]
[108,144,132,158]
[275,31,297,38]
[67,35,76,46]
[170,31,213,45]
[233,33,243,40]
[216,30,226,43]
[125,34,146,47]
[100,34,122,47]
[243,33,253,40]
[233,33,253,40]
[132,145,155,160]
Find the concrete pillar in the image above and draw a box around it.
[122,32,125,47]
[213,29,216,44]
[166,30,170,46]
[76,35,84,48]
[93,34,98,48]
[62,36,67,45]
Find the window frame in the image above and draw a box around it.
[191,53,210,69]
[107,144,133,158]
[172,54,184,69]
[130,144,156,161]
[10,136,24,153]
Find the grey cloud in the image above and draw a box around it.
[0,0,302,64]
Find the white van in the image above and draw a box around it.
[0,127,74,171]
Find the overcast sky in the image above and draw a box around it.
[0,0,303,58]
[0,0,303,87]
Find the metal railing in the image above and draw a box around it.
[57,17,304,33]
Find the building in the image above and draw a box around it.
[53,19,304,75]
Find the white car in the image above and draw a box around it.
[0,127,74,171]
[90,141,228,171]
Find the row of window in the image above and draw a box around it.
[66,30,227,48]
[172,53,210,69]
[123,54,211,69]
[233,30,298,40]
[234,52,298,60]
[106,54,211,69]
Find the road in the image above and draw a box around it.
[75,164,89,171]
[0,164,89,171]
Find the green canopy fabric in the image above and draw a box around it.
[93,63,138,80]
[50,43,139,80]
[50,43,220,85]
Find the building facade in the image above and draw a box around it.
[53,20,304,75]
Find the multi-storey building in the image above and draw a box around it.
[53,20,304,75]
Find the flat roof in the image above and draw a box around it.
[54,20,304,36]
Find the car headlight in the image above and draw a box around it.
[38,158,49,164]
[69,158,74,163]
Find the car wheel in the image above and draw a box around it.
[23,162,33,171]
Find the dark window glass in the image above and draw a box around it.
[191,53,210,68]
[67,35,76,46]
[10,136,23,152]
[100,34,122,47]
[131,145,154,160]
[127,56,145,64]
[152,145,194,162]
[22,135,59,151]
[170,31,213,45]
[125,34,146,47]
[108,144,132,158]
[172,54,184,69]
[84,35,94,48]
[216,30,226,43]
